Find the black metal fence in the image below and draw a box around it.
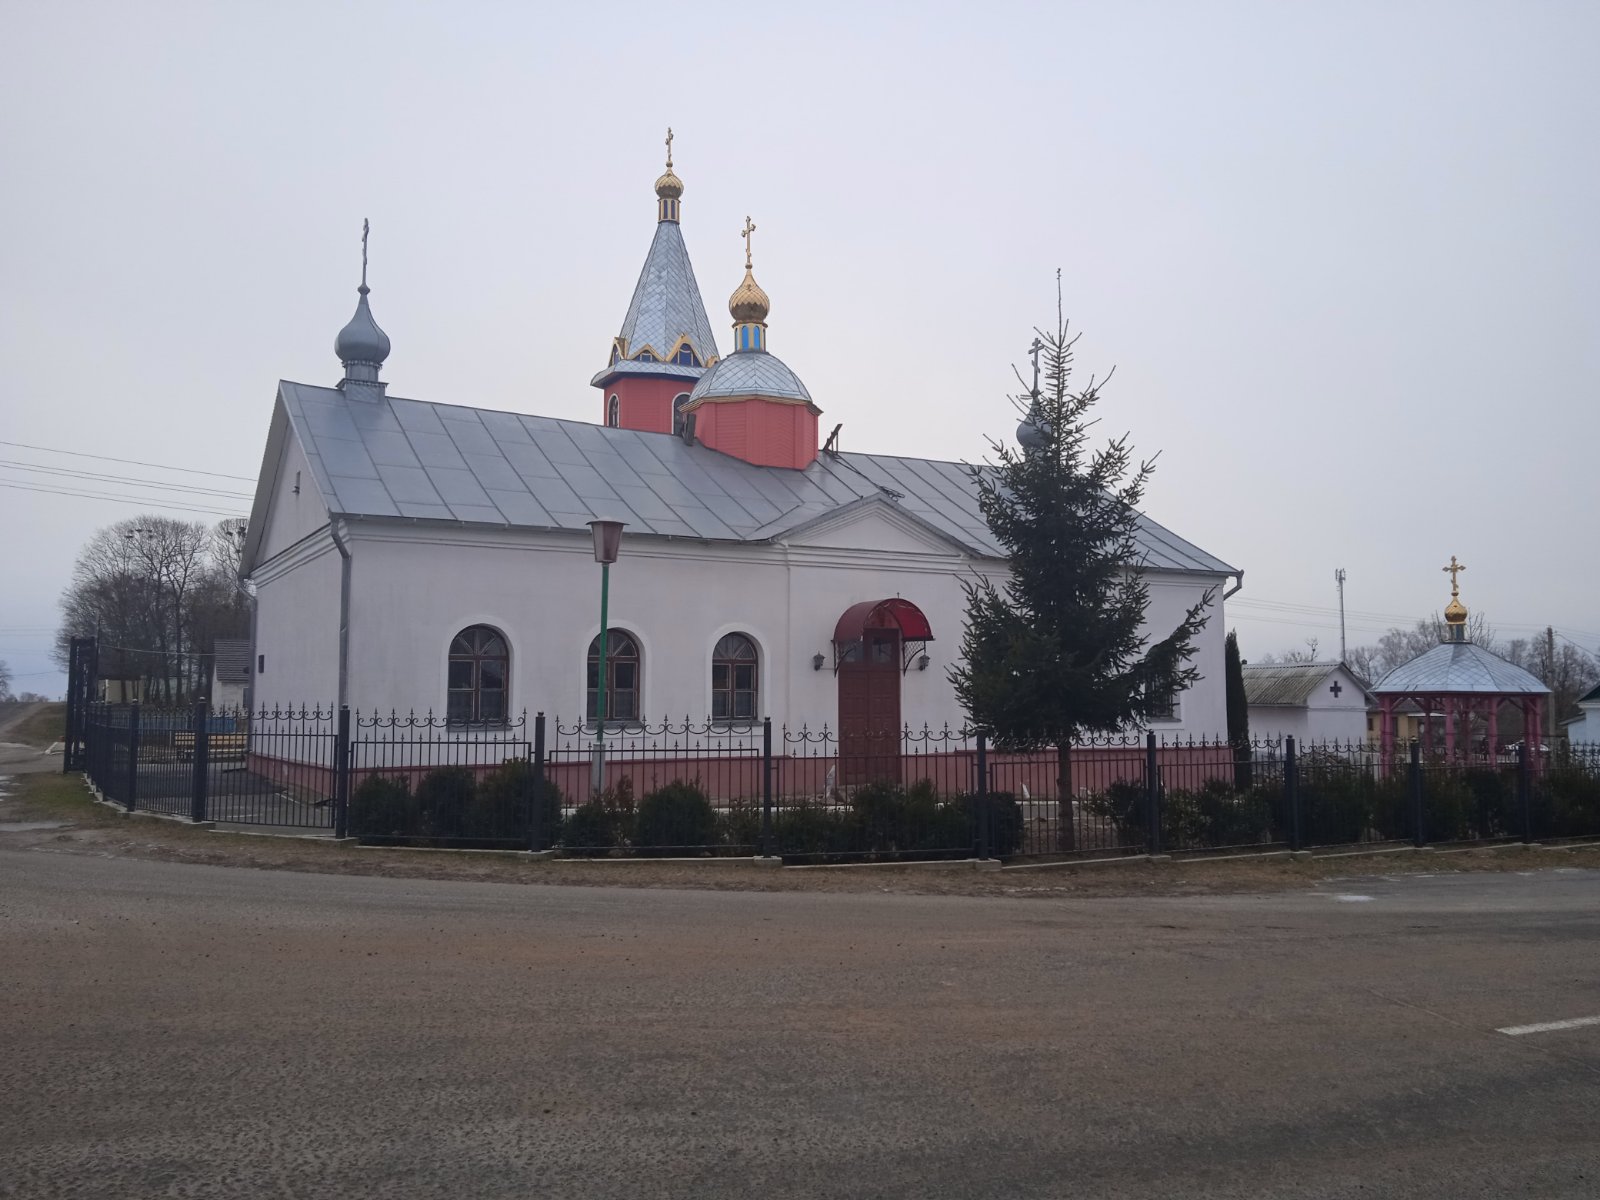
[76,703,1600,861]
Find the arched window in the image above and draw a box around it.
[712,633,758,720]
[673,343,698,367]
[449,625,508,724]
[671,393,692,435]
[587,631,640,722]
[607,395,620,427]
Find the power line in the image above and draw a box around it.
[0,439,255,482]
[0,480,245,518]
[0,460,254,499]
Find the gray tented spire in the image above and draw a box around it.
[592,142,720,387]
[336,218,390,398]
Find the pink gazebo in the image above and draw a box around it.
[1372,558,1549,771]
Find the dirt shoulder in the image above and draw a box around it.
[5,770,1599,898]
[0,701,64,749]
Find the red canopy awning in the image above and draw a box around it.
[833,598,934,644]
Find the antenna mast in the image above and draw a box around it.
[1334,568,1348,662]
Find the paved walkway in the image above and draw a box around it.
[3,849,1598,1197]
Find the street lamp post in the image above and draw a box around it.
[588,519,625,797]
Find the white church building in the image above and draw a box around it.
[239,146,1241,744]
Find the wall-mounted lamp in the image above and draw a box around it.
[812,653,826,671]
[917,654,930,671]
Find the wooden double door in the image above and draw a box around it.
[838,629,902,783]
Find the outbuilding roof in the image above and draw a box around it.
[253,381,1239,577]
[1372,641,1549,696]
[211,639,251,685]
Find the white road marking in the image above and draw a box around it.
[1496,1015,1600,1036]
[1333,894,1373,903]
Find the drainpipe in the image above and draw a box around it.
[329,520,352,709]
[1223,572,1244,601]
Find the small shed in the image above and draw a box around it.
[210,639,252,710]
[1242,661,1373,745]
[1565,683,1600,745]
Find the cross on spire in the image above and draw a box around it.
[360,217,370,293]
[742,215,756,270]
[1443,555,1466,596]
[665,126,673,169]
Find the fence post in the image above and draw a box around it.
[1145,731,1161,856]
[976,733,992,861]
[760,717,774,858]
[530,712,547,853]
[1518,740,1532,845]
[334,706,351,840]
[1409,740,1424,848]
[190,698,209,823]
[126,702,141,813]
[1285,736,1301,853]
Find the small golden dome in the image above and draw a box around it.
[655,167,684,200]
[1444,596,1468,625]
[729,269,770,325]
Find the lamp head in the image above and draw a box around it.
[588,519,626,564]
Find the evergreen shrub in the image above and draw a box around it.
[414,766,477,841]
[474,759,563,847]
[350,774,415,839]
[634,780,718,855]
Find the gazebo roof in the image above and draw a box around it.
[1372,640,1548,697]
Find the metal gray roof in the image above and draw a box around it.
[590,358,702,386]
[1242,662,1372,707]
[606,220,719,374]
[688,350,812,404]
[272,380,1238,574]
[1372,641,1550,696]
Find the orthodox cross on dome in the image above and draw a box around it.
[1028,336,1044,399]
[665,126,674,168]
[360,217,370,293]
[742,215,756,270]
[1443,555,1466,597]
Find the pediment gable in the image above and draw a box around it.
[775,497,977,557]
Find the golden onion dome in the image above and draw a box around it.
[729,268,770,325]
[1444,596,1468,625]
[655,167,684,200]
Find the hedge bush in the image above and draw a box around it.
[412,766,477,841]
[475,759,564,848]
[559,778,635,857]
[350,775,416,839]
[634,780,718,855]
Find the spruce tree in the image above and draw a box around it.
[950,312,1212,850]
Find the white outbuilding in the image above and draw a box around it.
[1242,661,1373,745]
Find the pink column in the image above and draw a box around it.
[1379,695,1396,776]
[1528,697,1544,775]
[1443,697,1457,762]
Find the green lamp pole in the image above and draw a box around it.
[588,519,625,797]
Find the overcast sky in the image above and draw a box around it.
[3,0,1597,698]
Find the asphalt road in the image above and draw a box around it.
[3,850,1598,1198]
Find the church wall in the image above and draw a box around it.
[251,537,342,711]
[331,522,1231,739]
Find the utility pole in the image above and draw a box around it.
[1546,625,1557,741]
[1334,568,1348,663]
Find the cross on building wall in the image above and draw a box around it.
[1329,681,1343,698]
